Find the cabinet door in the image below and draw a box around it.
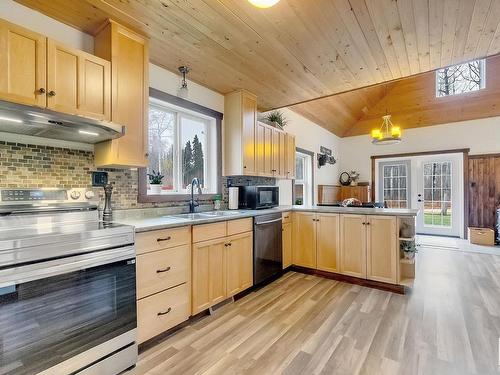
[278,131,287,177]
[256,122,265,175]
[286,133,296,179]
[79,53,110,121]
[192,238,226,314]
[272,129,286,178]
[340,214,367,278]
[0,20,46,107]
[367,216,398,283]
[242,93,257,175]
[292,212,316,268]
[282,221,292,268]
[263,125,273,176]
[317,213,340,273]
[94,21,148,168]
[226,232,253,297]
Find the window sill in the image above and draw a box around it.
[137,193,219,203]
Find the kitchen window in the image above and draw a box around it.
[294,150,313,206]
[436,59,485,97]
[139,89,222,202]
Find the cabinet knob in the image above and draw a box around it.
[48,90,56,97]
[38,88,46,94]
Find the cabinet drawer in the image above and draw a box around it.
[137,283,190,344]
[227,218,253,236]
[136,245,190,299]
[136,226,191,255]
[282,212,291,224]
[193,222,226,243]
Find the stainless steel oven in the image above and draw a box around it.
[238,185,279,210]
[0,188,137,375]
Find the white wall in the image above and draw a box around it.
[273,108,341,205]
[340,116,500,181]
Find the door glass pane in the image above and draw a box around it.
[180,115,206,190]
[423,161,452,227]
[295,155,304,181]
[148,107,175,192]
[382,164,408,208]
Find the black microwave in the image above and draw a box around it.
[238,185,279,209]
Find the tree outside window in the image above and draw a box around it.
[436,59,485,97]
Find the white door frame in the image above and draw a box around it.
[375,152,464,238]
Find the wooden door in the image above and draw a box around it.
[317,213,340,273]
[242,92,257,175]
[286,133,296,179]
[366,216,398,283]
[192,238,226,314]
[282,221,292,268]
[94,21,148,167]
[0,19,46,107]
[292,212,316,268]
[340,214,367,278]
[226,231,253,297]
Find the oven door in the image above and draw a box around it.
[0,246,136,375]
[255,186,279,209]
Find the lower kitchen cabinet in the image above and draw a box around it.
[137,283,190,343]
[282,221,292,268]
[226,231,253,297]
[292,212,317,268]
[340,214,367,278]
[192,238,227,314]
[316,213,340,273]
[366,216,398,283]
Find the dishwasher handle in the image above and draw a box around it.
[254,218,282,226]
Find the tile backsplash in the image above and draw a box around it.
[0,141,276,210]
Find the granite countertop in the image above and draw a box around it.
[113,205,418,233]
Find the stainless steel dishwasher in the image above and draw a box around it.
[253,212,283,285]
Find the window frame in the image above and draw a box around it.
[138,88,223,203]
[435,59,486,98]
[292,148,314,206]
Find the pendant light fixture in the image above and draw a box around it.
[178,66,190,99]
[371,84,402,145]
[248,0,280,8]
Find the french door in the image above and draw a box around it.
[413,155,462,237]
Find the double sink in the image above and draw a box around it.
[161,210,245,223]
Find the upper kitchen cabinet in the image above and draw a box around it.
[224,90,257,176]
[286,133,296,179]
[0,19,46,107]
[47,40,110,121]
[272,128,287,178]
[256,121,273,177]
[94,20,149,168]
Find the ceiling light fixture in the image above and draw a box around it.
[178,66,190,99]
[248,0,280,8]
[371,114,401,145]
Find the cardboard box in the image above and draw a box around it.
[468,227,495,246]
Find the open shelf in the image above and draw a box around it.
[400,258,415,265]
[399,236,415,242]
[399,278,414,288]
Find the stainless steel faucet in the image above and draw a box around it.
[189,177,202,213]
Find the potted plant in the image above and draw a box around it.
[147,170,164,194]
[264,110,288,130]
[401,241,417,260]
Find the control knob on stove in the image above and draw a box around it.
[70,190,81,200]
[85,190,95,199]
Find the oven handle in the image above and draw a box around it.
[254,218,282,226]
[0,245,135,287]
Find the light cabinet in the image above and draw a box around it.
[292,212,316,268]
[226,231,253,297]
[0,19,46,107]
[47,40,110,120]
[366,216,398,283]
[191,218,253,315]
[256,121,273,177]
[282,212,292,268]
[340,186,371,202]
[192,237,227,314]
[224,90,257,176]
[340,214,367,278]
[272,128,287,178]
[316,213,340,273]
[286,133,296,179]
[94,20,149,168]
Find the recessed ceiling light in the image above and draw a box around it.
[79,130,99,136]
[248,0,280,8]
[0,116,22,123]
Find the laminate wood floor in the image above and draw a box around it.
[130,247,500,375]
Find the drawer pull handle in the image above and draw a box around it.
[156,266,171,273]
[284,216,289,219]
[157,307,172,316]
[157,236,172,242]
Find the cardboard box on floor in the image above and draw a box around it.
[468,227,495,246]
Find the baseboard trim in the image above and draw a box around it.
[290,266,405,295]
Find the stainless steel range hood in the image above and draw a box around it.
[0,100,125,144]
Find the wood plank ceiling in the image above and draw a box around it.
[16,0,500,135]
